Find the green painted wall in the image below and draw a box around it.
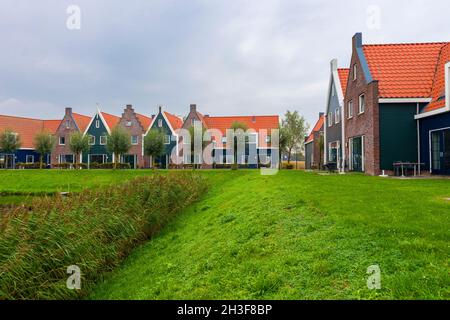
[379,103,418,170]
[82,114,113,164]
[147,112,177,168]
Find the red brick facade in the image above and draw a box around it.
[51,108,82,166]
[343,35,381,176]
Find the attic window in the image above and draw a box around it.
[95,120,100,128]
[331,85,336,97]
[353,64,357,81]
[158,119,163,127]
[126,121,132,127]
[66,120,70,129]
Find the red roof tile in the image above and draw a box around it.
[136,113,153,131]
[164,111,183,130]
[363,42,449,98]
[0,115,60,149]
[72,113,91,133]
[305,115,324,144]
[337,68,349,97]
[100,112,120,130]
[203,115,279,135]
[423,43,450,113]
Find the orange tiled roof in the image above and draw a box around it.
[0,115,60,149]
[305,115,324,144]
[363,42,449,98]
[337,68,349,97]
[72,113,91,133]
[423,43,450,113]
[136,113,153,131]
[164,111,183,130]
[203,115,279,135]
[100,111,120,130]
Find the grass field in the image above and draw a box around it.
[1,170,449,299]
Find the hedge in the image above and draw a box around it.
[0,172,208,299]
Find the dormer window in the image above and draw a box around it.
[353,64,357,81]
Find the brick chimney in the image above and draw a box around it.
[190,104,197,112]
[126,104,133,111]
[65,107,72,116]
[159,105,162,113]
[352,32,363,50]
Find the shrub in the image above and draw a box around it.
[284,163,294,170]
[16,162,42,169]
[0,172,208,299]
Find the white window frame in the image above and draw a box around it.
[59,136,66,145]
[88,135,95,145]
[335,108,340,124]
[65,120,70,129]
[100,136,107,145]
[353,64,357,81]
[359,94,365,114]
[164,134,170,144]
[328,112,333,127]
[126,121,132,127]
[95,120,100,128]
[131,135,138,145]
[158,119,163,128]
[331,84,336,97]
[348,101,353,118]
[26,155,34,163]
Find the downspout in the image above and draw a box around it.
[416,102,421,175]
[341,104,346,173]
[323,115,327,165]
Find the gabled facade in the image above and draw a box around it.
[305,113,324,170]
[117,104,152,169]
[342,33,447,175]
[145,106,183,168]
[82,109,120,166]
[51,107,91,166]
[0,115,60,168]
[324,59,348,172]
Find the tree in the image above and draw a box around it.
[230,121,248,169]
[106,126,131,169]
[144,129,165,168]
[0,129,21,169]
[33,131,55,169]
[69,132,90,169]
[281,111,309,164]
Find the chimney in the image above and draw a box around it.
[190,104,197,112]
[204,114,209,117]
[126,104,133,110]
[65,107,72,116]
[159,105,162,113]
[330,59,338,72]
[352,32,363,50]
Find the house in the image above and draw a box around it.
[0,115,60,168]
[324,59,349,172]
[117,104,152,169]
[145,106,183,168]
[51,107,91,166]
[304,113,324,169]
[415,43,450,175]
[343,33,449,175]
[181,104,280,168]
[82,108,120,166]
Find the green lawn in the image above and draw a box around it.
[1,170,449,299]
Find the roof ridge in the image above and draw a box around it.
[100,111,120,118]
[206,115,279,118]
[363,42,449,47]
[0,114,45,121]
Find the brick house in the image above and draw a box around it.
[51,107,90,166]
[304,113,324,169]
[117,104,152,169]
[342,33,448,175]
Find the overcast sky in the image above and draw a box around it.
[0,0,448,127]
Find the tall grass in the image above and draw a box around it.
[0,172,207,300]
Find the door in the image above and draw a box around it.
[122,154,136,169]
[90,154,105,164]
[432,129,450,174]
[350,137,363,172]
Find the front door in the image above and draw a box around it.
[122,154,136,169]
[350,137,363,172]
[431,129,450,174]
[90,154,106,164]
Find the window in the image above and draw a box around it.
[158,119,163,127]
[95,120,100,128]
[164,135,170,144]
[59,136,66,145]
[353,64,357,80]
[348,101,353,118]
[331,85,336,97]
[359,94,365,114]
[131,135,138,145]
[248,133,257,144]
[126,121,132,127]
[26,155,34,163]
[265,135,271,143]
[335,108,340,124]
[328,112,333,127]
[65,120,70,129]
[100,136,107,145]
[221,136,227,144]
[88,135,95,145]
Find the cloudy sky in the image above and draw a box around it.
[0,0,448,127]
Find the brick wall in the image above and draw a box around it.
[117,105,146,168]
[51,108,81,166]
